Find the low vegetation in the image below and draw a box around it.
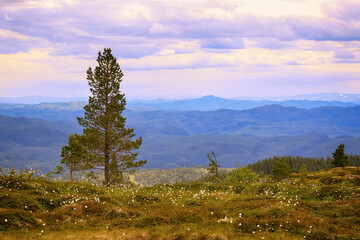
[1,166,359,239]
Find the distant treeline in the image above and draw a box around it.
[247,154,360,176]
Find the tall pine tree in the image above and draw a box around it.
[77,48,146,185]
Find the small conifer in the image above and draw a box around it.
[331,144,349,167]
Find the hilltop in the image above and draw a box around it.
[1,167,359,239]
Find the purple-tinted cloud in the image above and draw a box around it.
[2,1,359,57]
[201,38,245,49]
[249,38,286,49]
[334,50,355,59]
[1,0,360,98]
[323,0,360,22]
[289,17,360,41]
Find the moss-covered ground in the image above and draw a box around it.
[0,167,359,239]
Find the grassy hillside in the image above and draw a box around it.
[1,167,359,239]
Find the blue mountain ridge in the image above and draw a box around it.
[0,103,360,171]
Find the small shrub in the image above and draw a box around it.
[0,194,41,211]
[184,199,202,206]
[320,176,343,185]
[182,212,203,222]
[316,185,350,200]
[267,208,286,218]
[136,216,169,228]
[227,165,259,184]
[256,183,281,195]
[0,210,38,230]
[105,209,127,220]
[307,229,333,240]
[36,196,61,211]
[350,176,360,186]
[233,185,245,194]
[207,184,229,192]
[134,194,159,205]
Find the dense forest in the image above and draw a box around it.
[248,154,360,176]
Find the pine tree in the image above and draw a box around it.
[299,163,308,181]
[59,133,89,182]
[207,151,220,179]
[77,48,146,185]
[331,144,348,167]
[272,157,292,180]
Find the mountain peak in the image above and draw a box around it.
[200,95,220,99]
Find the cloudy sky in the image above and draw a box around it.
[0,0,359,99]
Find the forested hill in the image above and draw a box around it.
[1,103,360,137]
[247,155,360,176]
[1,114,359,171]
[0,115,78,172]
[126,105,360,137]
[1,103,360,171]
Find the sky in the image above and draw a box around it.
[0,0,360,99]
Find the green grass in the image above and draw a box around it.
[0,167,359,239]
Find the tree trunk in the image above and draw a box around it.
[213,151,219,178]
[70,167,73,182]
[104,127,110,185]
[104,80,110,186]
[104,151,110,185]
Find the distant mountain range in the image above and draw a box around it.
[267,93,360,103]
[0,95,358,114]
[126,104,360,137]
[0,96,88,104]
[127,95,358,111]
[1,93,360,105]
[0,102,85,121]
[2,102,359,137]
[1,103,360,171]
